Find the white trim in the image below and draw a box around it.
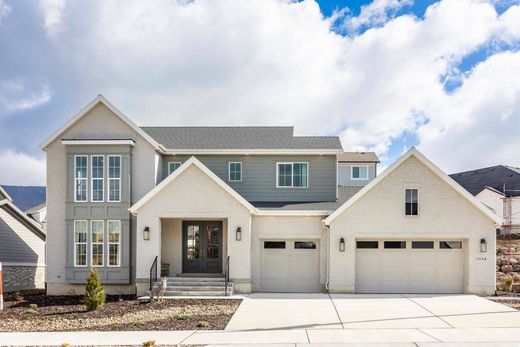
[61,139,136,146]
[107,220,121,267]
[405,187,419,216]
[74,155,88,203]
[74,220,88,267]
[108,155,121,202]
[40,95,162,151]
[276,162,309,188]
[228,162,242,182]
[90,220,104,267]
[255,210,332,216]
[91,155,104,202]
[167,161,182,175]
[163,149,342,155]
[323,147,502,226]
[130,156,257,214]
[351,165,369,180]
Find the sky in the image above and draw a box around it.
[0,0,520,186]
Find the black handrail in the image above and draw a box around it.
[224,255,230,296]
[149,256,158,292]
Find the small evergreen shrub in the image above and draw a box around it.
[134,320,146,328]
[28,303,38,310]
[176,312,191,320]
[83,268,106,311]
[197,320,209,328]
[142,341,156,347]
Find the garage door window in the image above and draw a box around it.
[264,241,286,249]
[295,241,316,249]
[357,241,379,249]
[384,241,406,249]
[440,241,462,249]
[412,241,434,249]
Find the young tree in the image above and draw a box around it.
[83,268,106,311]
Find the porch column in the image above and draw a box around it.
[227,215,252,293]
[135,212,161,296]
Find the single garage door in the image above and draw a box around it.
[356,240,464,294]
[260,240,320,292]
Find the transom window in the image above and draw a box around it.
[352,166,369,180]
[277,162,308,188]
[168,162,182,175]
[108,220,121,267]
[91,220,104,267]
[91,156,104,202]
[405,188,419,216]
[74,220,87,267]
[74,156,88,202]
[108,155,121,202]
[228,162,242,182]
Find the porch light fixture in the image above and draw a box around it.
[480,238,487,253]
[236,227,242,241]
[339,238,346,252]
[143,226,150,241]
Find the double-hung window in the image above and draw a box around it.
[108,220,121,267]
[277,162,308,188]
[352,166,368,180]
[405,188,419,216]
[91,220,104,267]
[91,156,104,202]
[168,162,182,175]
[74,220,87,267]
[108,155,121,202]
[228,162,242,182]
[74,156,88,202]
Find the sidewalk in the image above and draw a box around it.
[2,328,520,346]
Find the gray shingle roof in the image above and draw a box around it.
[450,165,520,197]
[140,126,342,150]
[338,152,380,163]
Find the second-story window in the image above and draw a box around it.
[74,155,88,202]
[108,155,121,202]
[91,220,104,267]
[352,165,369,180]
[229,162,242,182]
[168,162,182,175]
[405,188,419,216]
[277,162,308,188]
[91,155,104,202]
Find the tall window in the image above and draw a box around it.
[352,166,368,180]
[228,162,242,182]
[91,156,104,202]
[91,220,104,267]
[108,155,121,202]
[277,162,308,188]
[74,156,88,202]
[168,162,182,175]
[108,220,121,267]
[74,220,87,267]
[405,188,419,215]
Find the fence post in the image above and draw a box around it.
[0,262,3,310]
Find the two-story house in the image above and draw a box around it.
[41,95,499,296]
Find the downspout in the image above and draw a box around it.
[324,223,331,292]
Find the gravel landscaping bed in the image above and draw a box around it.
[0,290,241,331]
[487,296,520,310]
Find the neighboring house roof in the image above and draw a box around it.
[141,126,342,152]
[449,165,520,197]
[130,156,257,214]
[0,186,12,201]
[324,147,502,226]
[1,186,46,212]
[25,203,46,215]
[338,152,380,163]
[0,199,45,239]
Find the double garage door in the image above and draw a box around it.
[356,239,464,293]
[259,240,319,292]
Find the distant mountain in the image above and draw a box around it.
[1,185,46,211]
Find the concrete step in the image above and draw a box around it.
[163,281,227,286]
[162,286,231,291]
[176,273,224,278]
[162,290,231,296]
[169,277,225,282]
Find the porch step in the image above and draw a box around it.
[177,273,224,278]
[152,276,233,297]
[168,277,225,283]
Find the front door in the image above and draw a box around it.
[182,221,223,273]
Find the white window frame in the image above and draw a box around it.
[228,162,242,182]
[91,155,104,202]
[276,162,309,188]
[108,155,121,202]
[74,155,88,202]
[90,220,104,267]
[405,188,419,216]
[73,220,88,267]
[351,165,369,180]
[168,161,182,175]
[107,220,121,267]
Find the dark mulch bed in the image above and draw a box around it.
[0,290,241,331]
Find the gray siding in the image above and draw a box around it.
[338,163,377,187]
[161,155,337,202]
[65,145,132,284]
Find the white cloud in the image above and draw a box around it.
[0,150,45,185]
[0,79,52,115]
[0,0,11,25]
[342,0,412,32]
[39,0,66,36]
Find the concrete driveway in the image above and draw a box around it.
[225,293,520,331]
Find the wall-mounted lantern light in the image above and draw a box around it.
[236,227,242,241]
[480,238,487,253]
[143,226,150,241]
[339,237,346,252]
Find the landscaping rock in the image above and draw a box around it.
[502,265,514,273]
[497,271,506,279]
[511,258,519,266]
[499,258,511,266]
[512,283,520,293]
[514,265,520,272]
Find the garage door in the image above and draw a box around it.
[260,240,319,292]
[355,240,464,294]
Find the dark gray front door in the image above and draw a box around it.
[182,221,223,273]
